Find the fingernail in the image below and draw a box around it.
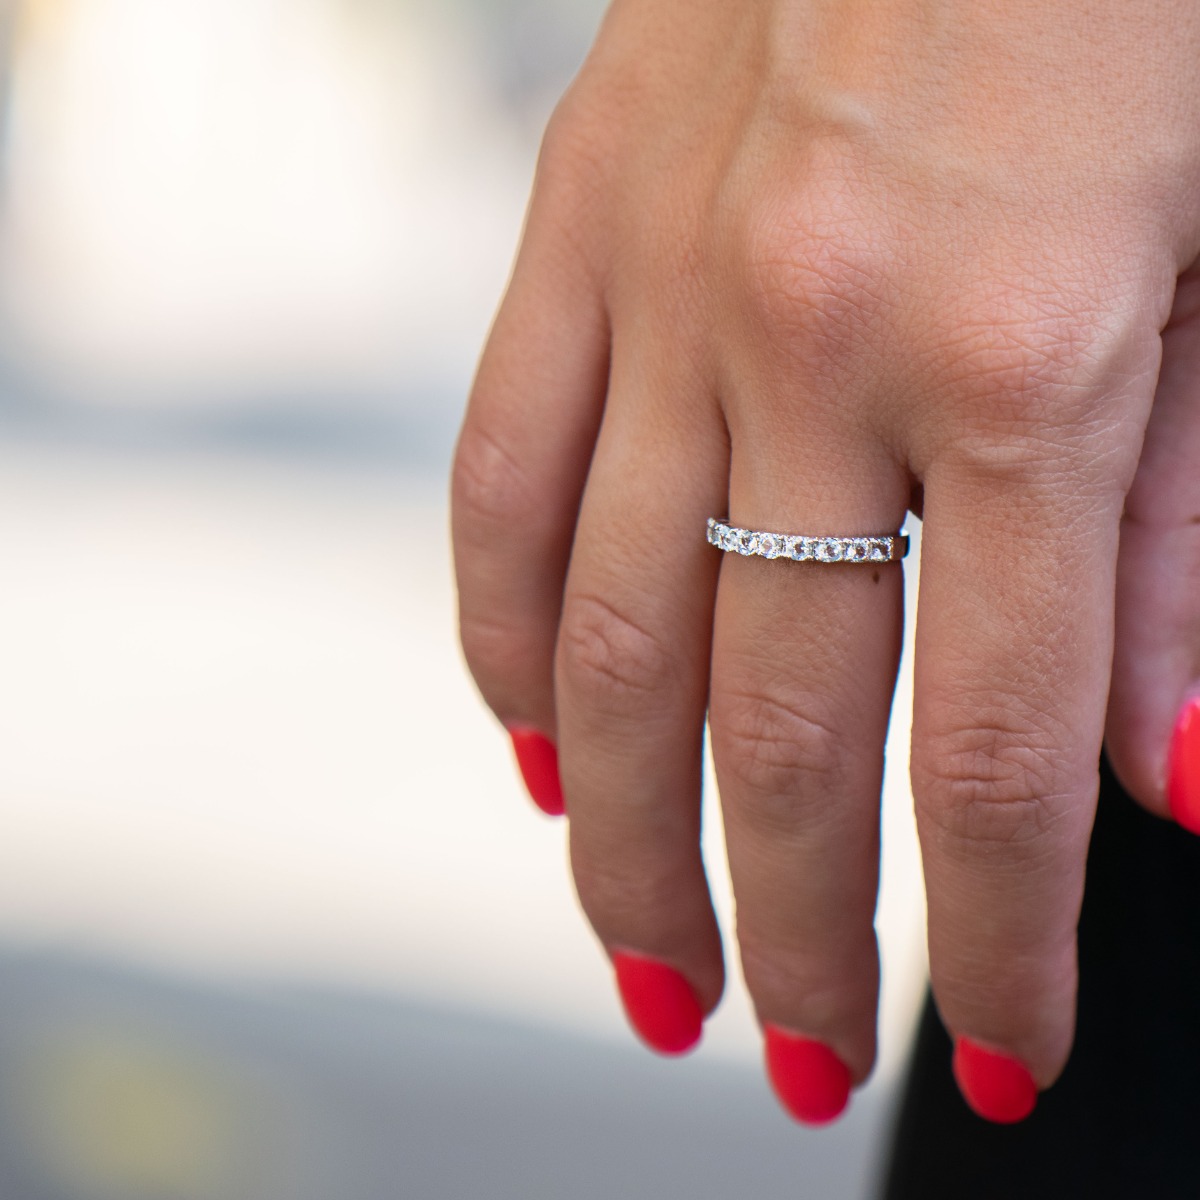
[763,1026,852,1126]
[611,951,704,1056]
[1168,695,1200,834]
[952,1037,1037,1124]
[507,727,564,816]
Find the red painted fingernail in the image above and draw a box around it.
[507,727,564,816]
[953,1037,1037,1124]
[763,1026,851,1126]
[611,951,703,1056]
[1168,695,1200,835]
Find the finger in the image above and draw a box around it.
[911,454,1125,1124]
[451,137,609,814]
[1108,267,1200,828]
[554,348,728,1055]
[709,435,908,1125]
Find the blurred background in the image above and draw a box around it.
[0,1,930,1195]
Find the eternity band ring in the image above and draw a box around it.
[707,518,909,564]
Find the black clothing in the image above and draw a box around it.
[884,757,1200,1200]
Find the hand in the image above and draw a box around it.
[452,0,1200,1124]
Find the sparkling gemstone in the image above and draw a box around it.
[816,538,844,563]
[868,539,889,562]
[737,529,758,555]
[790,537,813,562]
[758,532,781,559]
[846,538,869,563]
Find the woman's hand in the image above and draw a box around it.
[452,0,1200,1124]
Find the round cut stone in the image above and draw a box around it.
[758,532,781,558]
[816,538,843,563]
[737,529,758,555]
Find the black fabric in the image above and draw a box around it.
[882,756,1200,1199]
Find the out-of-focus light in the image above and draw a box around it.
[0,0,532,406]
[7,1024,287,1200]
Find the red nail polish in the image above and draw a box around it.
[763,1026,851,1126]
[611,951,704,1056]
[1168,695,1200,835]
[952,1037,1037,1124]
[507,727,564,816]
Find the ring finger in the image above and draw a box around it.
[710,417,909,1124]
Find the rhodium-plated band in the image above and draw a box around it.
[707,518,909,564]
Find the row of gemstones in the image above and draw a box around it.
[706,520,898,563]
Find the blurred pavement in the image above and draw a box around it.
[0,950,892,1200]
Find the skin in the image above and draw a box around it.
[452,0,1200,1101]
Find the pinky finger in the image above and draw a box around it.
[1108,269,1200,827]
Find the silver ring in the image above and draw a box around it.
[707,518,908,564]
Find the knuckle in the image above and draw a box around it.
[533,82,617,221]
[451,419,537,541]
[572,851,690,936]
[557,593,675,715]
[739,935,874,1029]
[458,609,545,700]
[731,174,894,368]
[518,84,618,289]
[734,201,888,362]
[913,720,1080,854]
[712,686,846,822]
[929,288,1138,482]
[948,304,1093,400]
